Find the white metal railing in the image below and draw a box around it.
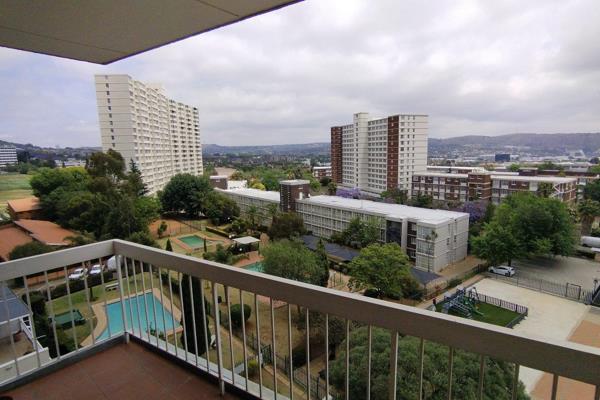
[0,240,600,399]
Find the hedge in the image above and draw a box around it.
[49,271,114,299]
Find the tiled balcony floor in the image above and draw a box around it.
[1,341,242,400]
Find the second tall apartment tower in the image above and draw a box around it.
[331,112,428,194]
[95,74,203,194]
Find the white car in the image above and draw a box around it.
[68,267,86,280]
[488,265,516,277]
[89,264,103,275]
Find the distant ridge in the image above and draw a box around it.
[203,142,330,155]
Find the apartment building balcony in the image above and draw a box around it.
[0,240,599,400]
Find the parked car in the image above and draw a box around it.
[89,264,103,275]
[68,267,86,280]
[488,265,516,277]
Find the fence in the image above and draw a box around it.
[485,272,594,304]
[476,292,528,315]
[423,263,488,299]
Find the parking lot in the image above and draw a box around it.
[511,256,600,290]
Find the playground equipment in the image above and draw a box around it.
[441,287,484,319]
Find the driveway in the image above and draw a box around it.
[513,256,600,290]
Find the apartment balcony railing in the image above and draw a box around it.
[0,239,600,399]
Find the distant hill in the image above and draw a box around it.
[0,140,101,159]
[429,132,600,155]
[203,142,330,156]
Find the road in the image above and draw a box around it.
[513,256,600,290]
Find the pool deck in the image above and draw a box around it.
[232,251,262,268]
[82,287,183,347]
[173,232,227,253]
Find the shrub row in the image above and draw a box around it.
[48,271,114,299]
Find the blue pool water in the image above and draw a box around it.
[98,293,179,340]
[244,262,264,272]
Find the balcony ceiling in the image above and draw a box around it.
[0,0,300,64]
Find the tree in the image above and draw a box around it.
[230,304,252,329]
[134,196,161,225]
[330,217,381,249]
[125,231,159,247]
[201,192,240,225]
[9,242,54,260]
[578,199,600,236]
[230,218,249,235]
[250,180,266,191]
[536,182,554,198]
[315,239,330,287]
[65,233,95,247]
[86,149,125,182]
[157,220,168,238]
[203,244,233,265]
[180,275,211,356]
[121,159,148,197]
[30,167,89,198]
[411,193,433,208]
[160,173,211,216]
[266,203,279,224]
[320,176,332,186]
[538,161,562,171]
[348,243,420,299]
[508,163,521,172]
[245,205,259,230]
[473,193,576,265]
[262,240,323,286]
[268,212,306,240]
[329,327,528,400]
[381,187,407,204]
[327,181,337,195]
[584,180,600,202]
[27,293,74,358]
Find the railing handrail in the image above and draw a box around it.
[2,239,600,386]
[112,239,600,386]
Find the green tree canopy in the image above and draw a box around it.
[348,243,420,299]
[159,173,211,216]
[584,179,600,202]
[268,212,306,240]
[473,193,576,266]
[262,240,326,286]
[329,327,528,400]
[381,187,408,204]
[9,241,54,260]
[86,148,126,182]
[330,217,381,249]
[201,191,240,225]
[578,199,600,236]
[30,167,89,198]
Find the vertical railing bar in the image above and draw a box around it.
[270,297,277,398]
[123,258,136,336]
[200,280,211,369]
[188,276,199,368]
[418,338,425,400]
[551,374,559,400]
[139,260,151,342]
[447,347,454,400]
[178,272,189,362]
[43,271,61,360]
[325,313,329,400]
[157,267,168,351]
[287,303,294,400]
[255,293,263,399]
[390,331,398,400]
[477,355,485,400]
[98,257,112,339]
[167,269,179,358]
[23,276,41,368]
[306,308,311,400]
[212,282,225,395]
[226,286,235,386]
[511,364,520,400]
[63,265,79,350]
[115,255,129,342]
[1,280,21,376]
[132,260,144,338]
[344,318,349,400]
[241,290,249,392]
[82,263,96,346]
[148,264,160,345]
[367,324,372,400]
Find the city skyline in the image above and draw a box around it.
[1,0,599,148]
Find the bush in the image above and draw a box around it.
[247,359,259,378]
[230,304,252,329]
[292,344,307,367]
[363,288,380,298]
[50,271,113,298]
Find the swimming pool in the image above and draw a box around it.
[179,234,205,248]
[244,262,264,273]
[98,293,179,340]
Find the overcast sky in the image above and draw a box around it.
[0,0,599,147]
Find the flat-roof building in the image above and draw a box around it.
[0,146,17,167]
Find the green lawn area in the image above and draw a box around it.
[0,173,33,211]
[435,301,521,327]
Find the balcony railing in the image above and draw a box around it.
[1,239,600,399]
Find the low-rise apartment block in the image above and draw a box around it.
[0,145,17,167]
[220,178,469,272]
[491,175,577,204]
[312,165,332,179]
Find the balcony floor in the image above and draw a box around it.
[1,340,241,400]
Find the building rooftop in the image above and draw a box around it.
[280,179,310,185]
[0,225,33,261]
[301,195,469,224]
[219,188,280,203]
[13,219,75,246]
[491,175,577,183]
[6,197,41,213]
[414,172,470,179]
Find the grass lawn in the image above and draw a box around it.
[0,173,33,211]
[435,301,521,327]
